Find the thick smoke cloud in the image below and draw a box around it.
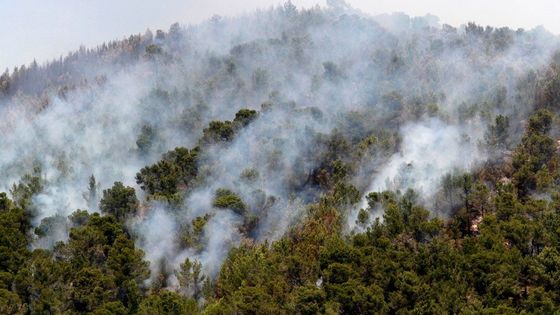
[367,119,484,197]
[0,2,559,280]
[349,119,485,227]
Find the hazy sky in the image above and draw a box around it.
[1,0,559,70]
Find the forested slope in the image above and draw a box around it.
[2,2,560,314]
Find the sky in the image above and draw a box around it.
[1,0,559,70]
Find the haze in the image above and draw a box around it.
[1,0,559,69]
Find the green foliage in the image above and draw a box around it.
[0,194,30,275]
[69,209,90,227]
[202,121,235,144]
[0,192,13,212]
[34,214,66,238]
[136,124,159,156]
[70,267,117,312]
[6,210,153,314]
[512,109,558,198]
[136,147,198,199]
[527,109,553,134]
[5,104,560,315]
[107,235,150,285]
[138,291,198,315]
[180,214,212,250]
[66,213,125,265]
[203,133,560,314]
[0,288,22,314]
[7,30,560,313]
[356,208,369,227]
[293,285,326,315]
[145,44,163,56]
[233,109,258,127]
[240,168,259,182]
[201,109,258,144]
[175,258,205,300]
[99,182,139,221]
[485,114,510,150]
[213,189,247,215]
[10,166,43,210]
[83,174,100,211]
[92,301,128,315]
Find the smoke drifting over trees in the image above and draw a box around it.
[2,1,560,313]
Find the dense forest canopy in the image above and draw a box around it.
[2,1,560,313]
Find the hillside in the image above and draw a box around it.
[1,2,560,314]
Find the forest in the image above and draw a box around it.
[2,1,560,314]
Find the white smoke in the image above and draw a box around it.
[0,3,558,281]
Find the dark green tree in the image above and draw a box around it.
[99,182,138,221]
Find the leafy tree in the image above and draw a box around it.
[34,214,66,238]
[99,182,138,221]
[107,235,150,285]
[136,124,158,156]
[0,69,10,96]
[145,44,163,56]
[0,289,22,314]
[0,194,30,274]
[485,114,510,150]
[180,214,211,249]
[201,121,235,143]
[213,189,247,215]
[69,209,90,227]
[66,213,125,267]
[356,208,369,228]
[138,291,197,315]
[83,174,101,211]
[175,258,205,300]
[200,109,259,144]
[136,147,198,198]
[10,166,43,210]
[70,267,117,312]
[92,301,128,315]
[293,285,326,315]
[233,109,258,127]
[512,110,557,197]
